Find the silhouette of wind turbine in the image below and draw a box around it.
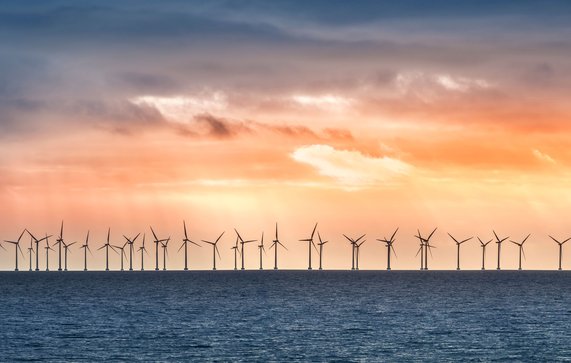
[231,236,241,270]
[202,232,224,270]
[138,234,148,271]
[150,226,168,271]
[235,229,256,270]
[98,228,117,271]
[161,238,170,271]
[300,223,318,270]
[123,233,140,271]
[113,242,128,271]
[180,221,200,271]
[62,240,77,271]
[343,234,365,270]
[317,232,328,270]
[354,239,366,270]
[549,235,571,271]
[54,221,65,271]
[448,233,473,271]
[415,228,437,270]
[493,230,509,270]
[377,228,398,271]
[27,236,34,271]
[4,230,26,271]
[258,232,266,270]
[80,231,92,271]
[510,234,530,270]
[270,223,287,270]
[478,237,493,270]
[26,230,49,271]
[44,235,55,271]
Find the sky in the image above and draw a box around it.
[1,0,571,270]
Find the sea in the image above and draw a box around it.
[0,271,570,362]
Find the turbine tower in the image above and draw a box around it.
[258,232,266,270]
[123,233,140,271]
[26,230,49,271]
[150,226,168,271]
[478,237,493,270]
[161,238,170,271]
[44,235,55,271]
[299,223,318,270]
[27,237,34,271]
[138,234,148,271]
[80,231,92,271]
[55,221,65,271]
[98,228,117,271]
[113,242,128,271]
[270,223,287,270]
[415,228,437,270]
[377,228,398,271]
[202,232,224,270]
[549,235,571,271]
[354,239,366,270]
[180,221,200,271]
[448,233,473,270]
[493,230,509,270]
[235,229,256,270]
[317,232,328,270]
[62,240,77,271]
[510,234,530,270]
[343,234,365,270]
[4,230,26,271]
[231,236,241,270]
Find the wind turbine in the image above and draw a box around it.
[478,237,493,270]
[343,234,365,270]
[54,221,65,271]
[415,230,425,270]
[270,223,287,270]
[300,223,318,270]
[138,234,148,271]
[317,232,328,270]
[202,232,224,270]
[44,235,55,271]
[258,232,266,270]
[113,242,128,271]
[235,229,256,270]
[62,240,77,271]
[180,221,200,271]
[80,231,92,271]
[98,228,117,271]
[27,236,34,271]
[448,233,473,271]
[354,239,366,270]
[4,230,26,271]
[415,228,437,270]
[123,233,140,271]
[493,230,509,270]
[161,238,170,271]
[510,234,530,270]
[231,236,241,270]
[150,226,168,271]
[377,228,398,271]
[26,230,49,271]
[549,235,571,271]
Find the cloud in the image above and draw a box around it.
[291,94,353,111]
[291,144,412,188]
[532,149,556,165]
[130,93,228,123]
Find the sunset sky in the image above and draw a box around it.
[2,0,571,270]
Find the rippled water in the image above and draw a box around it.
[0,271,570,362]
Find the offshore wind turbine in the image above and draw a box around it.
[123,233,140,271]
[493,230,509,270]
[354,239,366,270]
[27,236,34,271]
[202,232,224,270]
[343,234,365,270]
[113,242,128,271]
[138,234,148,271]
[448,233,473,270]
[317,232,328,270]
[510,234,530,270]
[231,236,241,270]
[478,237,493,270]
[54,221,65,271]
[235,229,256,270]
[258,232,266,270]
[270,223,287,270]
[62,240,77,271]
[26,230,49,271]
[180,221,200,271]
[98,228,117,271]
[4,229,26,271]
[44,235,55,271]
[415,228,437,270]
[161,238,170,271]
[299,223,318,270]
[377,228,398,271]
[80,231,92,271]
[549,235,571,270]
[150,226,168,271]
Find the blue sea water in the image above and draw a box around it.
[0,271,570,362]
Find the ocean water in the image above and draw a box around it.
[0,271,570,362]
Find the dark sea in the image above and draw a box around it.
[0,271,570,362]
